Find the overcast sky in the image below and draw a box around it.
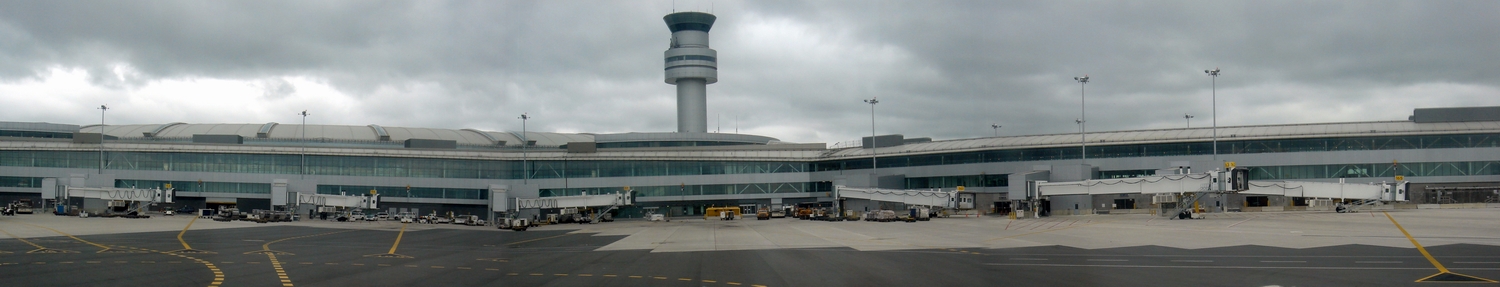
[2,1,1497,145]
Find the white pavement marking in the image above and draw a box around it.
[1260,261,1306,263]
[1088,259,1129,262]
[1171,260,1214,263]
[1355,261,1403,264]
[1010,258,1049,261]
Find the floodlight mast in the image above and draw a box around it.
[1205,68,1221,161]
[1073,75,1089,164]
[98,104,109,174]
[520,113,530,184]
[864,97,880,178]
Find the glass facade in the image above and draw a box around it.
[905,174,1008,189]
[0,151,806,180]
[115,179,271,194]
[815,133,1500,171]
[0,130,72,139]
[596,141,748,148]
[1248,160,1500,180]
[316,185,486,200]
[0,176,42,188]
[542,182,830,198]
[1099,169,1158,179]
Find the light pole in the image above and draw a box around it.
[863,97,879,178]
[1073,75,1089,164]
[97,104,108,174]
[991,124,1001,137]
[1204,68,1220,161]
[520,113,530,184]
[299,110,309,179]
[1184,114,1194,128]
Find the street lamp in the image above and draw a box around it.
[520,113,530,184]
[1184,114,1194,128]
[97,104,108,174]
[1073,75,1089,164]
[863,97,879,178]
[1204,68,1221,160]
[299,110,310,179]
[991,124,1001,137]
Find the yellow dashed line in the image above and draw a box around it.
[486,268,499,271]
[703,280,717,283]
[507,273,519,276]
[432,266,446,269]
[678,278,692,281]
[727,282,742,285]
[530,273,544,276]
[653,276,667,280]
[603,274,617,277]
[457,267,472,270]
[577,274,591,276]
[554,273,568,276]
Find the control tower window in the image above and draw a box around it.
[665,55,717,63]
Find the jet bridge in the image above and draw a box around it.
[1034,167,1406,218]
[64,186,175,215]
[294,192,379,209]
[513,191,634,223]
[834,186,959,208]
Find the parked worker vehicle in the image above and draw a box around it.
[705,206,739,220]
[464,215,486,226]
[13,199,34,214]
[756,208,770,220]
[499,218,530,231]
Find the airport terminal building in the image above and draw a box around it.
[1,106,1498,218]
[2,11,1497,218]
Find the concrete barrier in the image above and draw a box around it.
[1418,204,1441,209]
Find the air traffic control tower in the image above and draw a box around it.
[663,12,718,133]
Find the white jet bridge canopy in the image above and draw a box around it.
[1036,173,1406,201]
[295,192,379,209]
[514,192,632,210]
[835,186,958,208]
[66,186,175,203]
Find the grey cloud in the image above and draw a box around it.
[1,0,1497,144]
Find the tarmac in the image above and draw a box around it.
[1,208,1497,286]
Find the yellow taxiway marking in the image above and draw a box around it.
[726,282,742,286]
[0,227,50,250]
[14,223,224,287]
[177,216,198,250]
[1384,212,1497,283]
[702,280,717,283]
[388,223,409,254]
[602,274,617,277]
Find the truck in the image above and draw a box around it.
[13,199,33,214]
[464,215,486,226]
[498,217,530,231]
